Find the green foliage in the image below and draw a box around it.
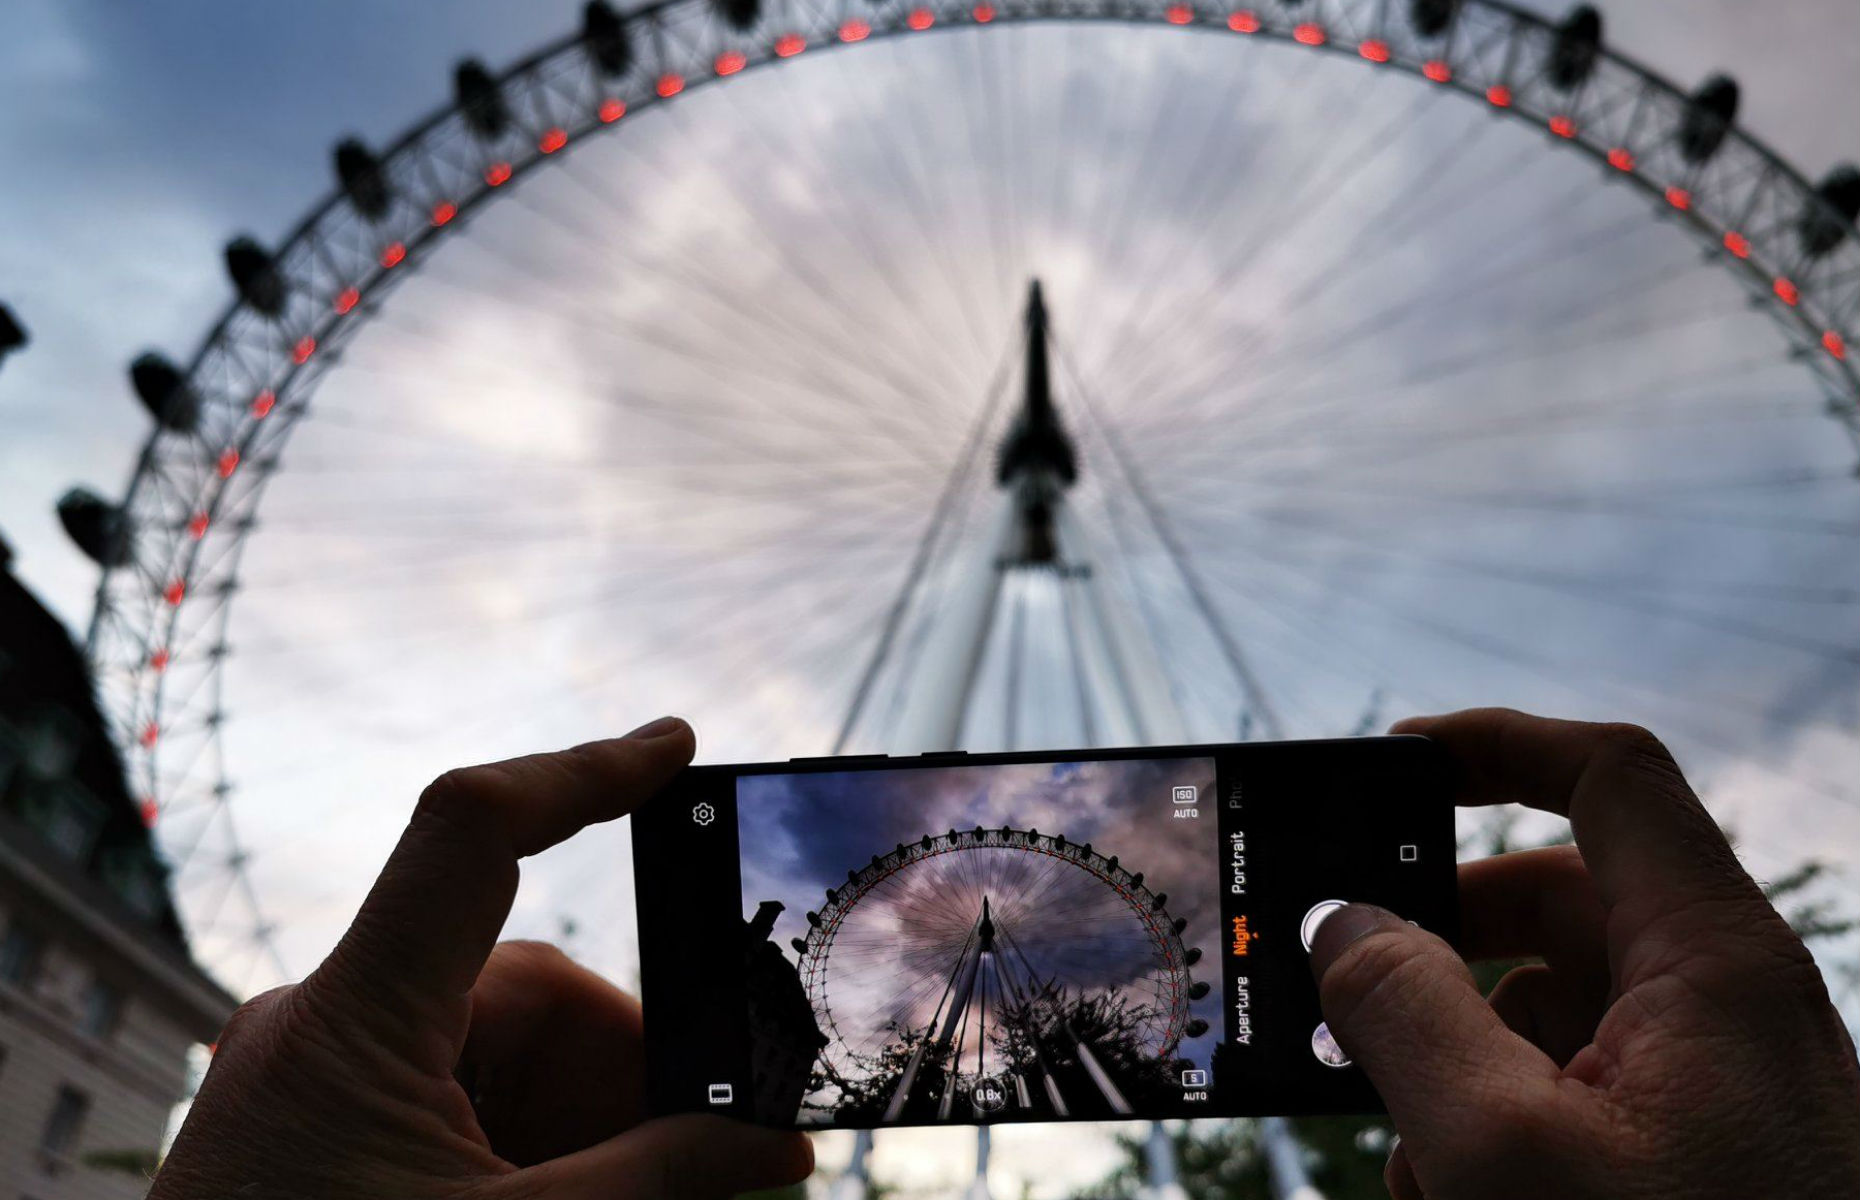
[739,1185,809,1200]
[1760,859,1859,945]
[81,1146,161,1177]
[819,1024,952,1126]
[1076,1119,1398,1200]
[823,985,1181,1123]
[998,986,1183,1115]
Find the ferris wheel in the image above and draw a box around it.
[795,824,1208,1123]
[51,0,1860,1015]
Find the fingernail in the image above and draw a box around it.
[625,715,685,740]
[1309,903,1392,979]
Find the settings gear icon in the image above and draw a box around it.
[691,801,717,827]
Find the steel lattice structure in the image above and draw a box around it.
[76,0,1860,980]
[794,825,1200,1118]
[799,825,1198,1054]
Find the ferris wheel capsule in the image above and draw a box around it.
[1800,165,1860,259]
[334,138,392,222]
[56,488,132,567]
[0,303,25,366]
[582,1,633,75]
[1548,5,1602,90]
[129,352,199,432]
[224,237,288,317]
[1679,73,1739,164]
[713,0,762,32]
[1409,0,1456,37]
[454,59,511,139]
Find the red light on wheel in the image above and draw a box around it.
[187,512,210,539]
[1549,115,1576,138]
[252,389,276,418]
[139,799,160,827]
[333,286,360,315]
[539,127,568,154]
[432,200,458,226]
[217,448,240,478]
[840,18,871,39]
[715,50,747,75]
[1166,5,1194,24]
[1422,59,1451,82]
[973,4,996,22]
[140,723,159,749]
[163,580,186,607]
[484,161,513,186]
[380,241,406,268]
[292,336,316,364]
[1293,22,1325,45]
[1665,186,1691,211]
[1486,84,1512,107]
[1607,147,1635,171]
[1825,330,1848,360]
[599,97,626,122]
[1723,231,1750,259]
[1227,10,1259,32]
[775,33,805,55]
[1359,39,1389,62]
[908,8,934,28]
[658,73,686,96]
[1774,277,1799,306]
[149,648,170,671]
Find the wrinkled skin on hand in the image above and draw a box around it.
[1311,709,1860,1199]
[150,717,812,1200]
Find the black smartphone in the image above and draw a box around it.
[631,736,1454,1131]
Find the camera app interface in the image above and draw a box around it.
[639,740,1449,1128]
[734,756,1225,1127]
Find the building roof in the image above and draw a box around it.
[0,534,188,947]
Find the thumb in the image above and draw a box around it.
[504,1115,814,1200]
[1310,905,1561,1163]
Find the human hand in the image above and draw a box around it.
[150,717,813,1200]
[1310,709,1860,1199]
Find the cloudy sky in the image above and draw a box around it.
[3,1,1860,1195]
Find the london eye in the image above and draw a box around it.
[53,0,1860,1129]
[796,823,1209,1123]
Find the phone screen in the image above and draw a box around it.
[632,737,1454,1130]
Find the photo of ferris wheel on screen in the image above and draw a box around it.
[735,757,1221,1127]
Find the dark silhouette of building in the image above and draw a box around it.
[0,532,236,1197]
[742,900,827,1125]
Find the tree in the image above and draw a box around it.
[821,983,1185,1124]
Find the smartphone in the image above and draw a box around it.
[631,736,1454,1130]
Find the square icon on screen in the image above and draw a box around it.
[1181,1069,1208,1089]
[707,1083,734,1105]
[1399,844,1418,862]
